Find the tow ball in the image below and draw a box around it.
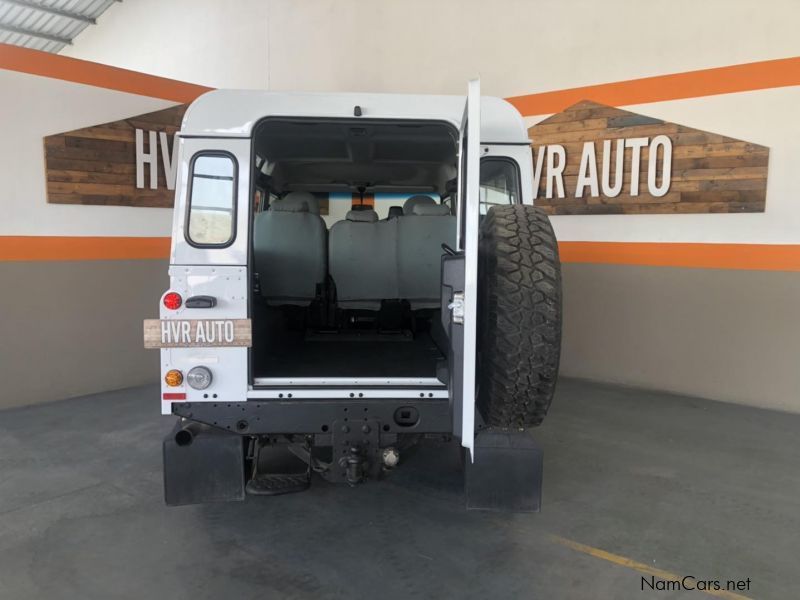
[340,446,367,485]
[337,444,400,485]
[330,418,382,484]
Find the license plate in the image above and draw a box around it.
[143,319,252,348]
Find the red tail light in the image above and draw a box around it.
[163,292,182,310]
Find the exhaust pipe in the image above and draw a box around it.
[174,423,204,447]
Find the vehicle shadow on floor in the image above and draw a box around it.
[192,438,554,599]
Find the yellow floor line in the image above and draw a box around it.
[550,535,754,600]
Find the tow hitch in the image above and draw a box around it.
[166,400,451,504]
[329,418,381,484]
[243,417,393,494]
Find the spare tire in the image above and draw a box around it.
[477,205,562,427]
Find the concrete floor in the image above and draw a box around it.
[0,379,797,600]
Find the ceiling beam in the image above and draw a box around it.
[0,23,72,45]
[1,0,95,24]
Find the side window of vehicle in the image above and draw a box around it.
[479,158,520,216]
[186,152,237,247]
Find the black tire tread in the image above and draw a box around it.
[477,205,562,427]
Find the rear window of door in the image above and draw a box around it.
[186,152,237,247]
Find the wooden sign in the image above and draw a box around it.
[44,104,188,208]
[528,101,769,215]
[143,319,252,348]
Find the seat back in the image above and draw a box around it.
[253,193,327,304]
[397,203,456,308]
[329,210,398,309]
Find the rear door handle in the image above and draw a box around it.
[185,295,217,308]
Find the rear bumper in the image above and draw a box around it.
[164,404,544,512]
[170,397,453,437]
[165,398,452,506]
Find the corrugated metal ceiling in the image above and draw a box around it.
[0,0,118,54]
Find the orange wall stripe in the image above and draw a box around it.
[507,57,800,116]
[0,236,170,262]
[2,237,800,271]
[559,242,800,272]
[0,43,212,103]
[3,44,797,114]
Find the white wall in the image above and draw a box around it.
[65,0,800,97]
[60,0,800,249]
[65,0,270,89]
[0,69,175,237]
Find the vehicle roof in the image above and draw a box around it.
[180,90,529,144]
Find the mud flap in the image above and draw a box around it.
[465,427,543,512]
[163,421,245,506]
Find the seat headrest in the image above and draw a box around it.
[388,206,404,219]
[403,195,436,215]
[412,204,450,216]
[346,209,378,223]
[271,197,309,213]
[278,191,320,214]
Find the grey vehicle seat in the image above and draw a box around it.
[397,203,456,308]
[253,192,327,304]
[283,190,321,214]
[402,194,436,215]
[387,206,404,219]
[329,209,398,310]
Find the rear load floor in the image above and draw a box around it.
[252,329,444,379]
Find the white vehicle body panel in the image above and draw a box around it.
[180,90,529,145]
[159,265,248,414]
[158,86,534,445]
[458,80,481,459]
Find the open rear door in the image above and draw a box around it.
[455,79,481,459]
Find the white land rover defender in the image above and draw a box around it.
[146,81,562,510]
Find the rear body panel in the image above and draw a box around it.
[159,265,248,414]
[155,89,535,490]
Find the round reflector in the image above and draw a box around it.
[164,369,183,387]
[163,292,182,310]
[186,366,213,390]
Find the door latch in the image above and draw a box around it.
[448,292,465,324]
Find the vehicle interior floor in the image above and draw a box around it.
[252,308,446,380]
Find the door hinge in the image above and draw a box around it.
[448,292,465,324]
